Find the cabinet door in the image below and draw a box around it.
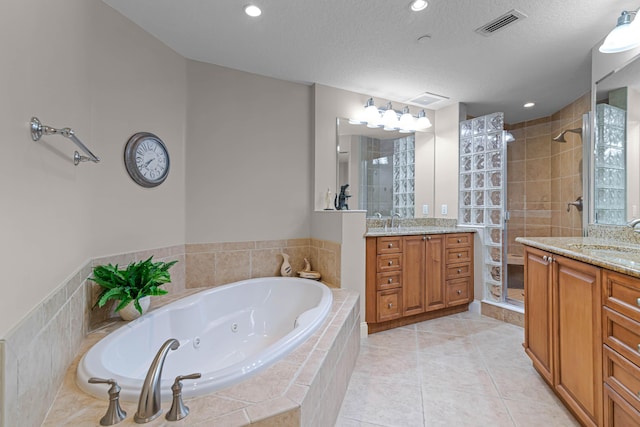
[554,255,602,427]
[524,246,554,384]
[425,235,445,311]
[402,236,426,316]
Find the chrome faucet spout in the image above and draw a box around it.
[134,338,180,423]
[628,218,640,231]
[391,212,401,230]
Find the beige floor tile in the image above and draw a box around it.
[422,387,514,427]
[503,397,580,427]
[338,312,579,427]
[352,345,419,384]
[364,326,417,351]
[418,353,500,397]
[339,374,424,426]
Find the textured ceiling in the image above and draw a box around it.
[102,0,639,124]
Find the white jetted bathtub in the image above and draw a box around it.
[77,277,333,402]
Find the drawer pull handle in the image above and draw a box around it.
[388,243,393,248]
[457,290,462,295]
[457,253,462,258]
[457,268,462,274]
[542,255,548,262]
[427,236,431,240]
[423,236,426,240]
[388,303,393,308]
[388,278,393,284]
[388,261,393,266]
[637,344,640,353]
[457,238,461,243]
[637,298,640,307]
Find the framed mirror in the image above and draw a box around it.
[336,117,435,218]
[592,53,640,225]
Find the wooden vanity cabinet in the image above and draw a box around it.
[524,246,603,427]
[603,270,640,426]
[366,232,473,333]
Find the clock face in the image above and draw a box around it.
[124,132,170,187]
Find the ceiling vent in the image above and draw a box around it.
[406,91,450,107]
[475,9,527,36]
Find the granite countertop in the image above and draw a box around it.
[516,236,640,279]
[365,226,478,237]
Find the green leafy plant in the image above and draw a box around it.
[90,256,178,315]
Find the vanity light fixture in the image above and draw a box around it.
[244,4,262,17]
[600,9,640,53]
[350,98,432,132]
[410,0,428,12]
[523,102,535,108]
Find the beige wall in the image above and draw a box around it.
[434,104,462,218]
[185,61,313,243]
[0,0,187,338]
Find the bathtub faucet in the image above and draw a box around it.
[134,338,180,423]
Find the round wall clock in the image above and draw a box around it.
[124,132,170,188]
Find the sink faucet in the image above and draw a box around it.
[628,218,640,232]
[391,212,401,230]
[134,338,180,423]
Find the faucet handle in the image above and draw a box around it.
[88,378,127,426]
[165,373,202,422]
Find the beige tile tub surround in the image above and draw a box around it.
[42,289,360,427]
[186,238,341,290]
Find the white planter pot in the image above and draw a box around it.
[117,296,151,321]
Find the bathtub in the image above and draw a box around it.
[77,277,333,402]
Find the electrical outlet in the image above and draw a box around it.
[422,204,429,215]
[441,204,448,215]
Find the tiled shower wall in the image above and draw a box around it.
[1,238,341,427]
[506,92,589,259]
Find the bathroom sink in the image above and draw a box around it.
[566,243,640,266]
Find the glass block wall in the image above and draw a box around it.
[594,104,626,225]
[459,112,506,302]
[393,136,416,218]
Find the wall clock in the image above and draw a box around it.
[124,132,170,188]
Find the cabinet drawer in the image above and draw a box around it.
[446,277,470,306]
[604,384,640,427]
[604,345,640,413]
[377,289,402,322]
[377,254,402,272]
[446,262,471,279]
[604,307,640,367]
[445,247,472,264]
[376,272,402,290]
[604,270,640,323]
[377,237,403,254]
[445,233,472,247]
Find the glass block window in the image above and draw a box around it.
[459,112,506,302]
[594,104,626,225]
[392,136,415,218]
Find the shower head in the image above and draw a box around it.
[552,128,582,143]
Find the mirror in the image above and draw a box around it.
[336,117,435,218]
[592,53,640,224]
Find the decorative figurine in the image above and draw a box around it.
[280,253,292,277]
[324,188,333,210]
[334,184,351,210]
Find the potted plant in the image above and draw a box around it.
[90,256,178,320]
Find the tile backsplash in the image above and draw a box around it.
[0,237,341,427]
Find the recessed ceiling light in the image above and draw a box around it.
[244,4,262,17]
[523,102,535,108]
[410,0,428,12]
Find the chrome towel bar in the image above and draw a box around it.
[30,117,100,165]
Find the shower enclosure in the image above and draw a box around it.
[459,105,588,306]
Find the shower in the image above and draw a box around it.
[552,127,582,142]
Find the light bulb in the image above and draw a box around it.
[410,0,428,12]
[244,4,262,17]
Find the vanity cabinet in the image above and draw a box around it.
[524,246,603,427]
[366,232,473,333]
[603,271,640,425]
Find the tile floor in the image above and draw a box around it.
[336,312,580,427]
